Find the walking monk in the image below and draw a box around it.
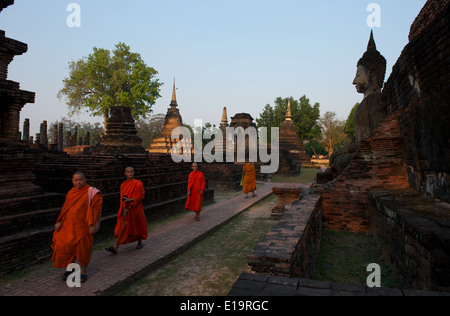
[52,171,103,283]
[242,163,257,198]
[106,167,147,255]
[185,163,206,221]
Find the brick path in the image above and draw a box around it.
[0,183,276,296]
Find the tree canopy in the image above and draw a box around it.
[57,42,162,123]
[256,95,321,142]
[344,103,359,143]
[319,111,347,157]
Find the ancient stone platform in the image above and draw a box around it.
[248,193,321,278]
[228,273,450,296]
[0,183,275,296]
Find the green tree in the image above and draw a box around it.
[256,95,321,143]
[319,111,347,157]
[344,103,359,143]
[57,42,162,125]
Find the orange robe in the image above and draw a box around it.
[242,163,257,194]
[52,185,103,268]
[114,179,148,245]
[185,171,206,213]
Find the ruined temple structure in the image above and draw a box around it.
[0,14,35,143]
[0,3,214,275]
[0,0,38,198]
[200,108,244,191]
[228,113,258,161]
[148,80,192,155]
[0,109,215,276]
[0,1,35,138]
[93,106,147,155]
[213,106,230,157]
[1,108,215,275]
[312,0,450,291]
[228,113,270,182]
[279,101,312,166]
[276,101,312,176]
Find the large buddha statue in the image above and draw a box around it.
[330,31,387,174]
[353,30,387,142]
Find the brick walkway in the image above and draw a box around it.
[0,183,276,296]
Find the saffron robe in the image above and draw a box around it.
[185,171,206,213]
[52,185,103,268]
[242,163,257,194]
[114,179,148,245]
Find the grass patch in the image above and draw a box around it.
[316,230,403,288]
[120,194,278,296]
[272,167,320,184]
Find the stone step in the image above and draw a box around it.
[0,225,55,275]
[0,192,65,217]
[0,207,61,239]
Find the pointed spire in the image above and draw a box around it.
[285,100,293,121]
[367,30,376,50]
[170,78,178,107]
[220,107,228,127]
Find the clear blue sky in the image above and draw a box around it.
[1,0,427,136]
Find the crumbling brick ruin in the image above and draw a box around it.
[0,1,214,276]
[243,0,450,293]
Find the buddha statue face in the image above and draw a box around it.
[353,64,371,95]
[354,31,387,100]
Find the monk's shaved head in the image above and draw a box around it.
[73,171,86,179]
[125,166,135,180]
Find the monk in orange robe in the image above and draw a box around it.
[242,163,257,198]
[185,163,206,221]
[106,167,147,254]
[52,171,103,283]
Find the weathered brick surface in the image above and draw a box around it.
[228,273,450,296]
[277,110,311,176]
[312,0,450,231]
[370,190,450,292]
[247,194,321,278]
[201,163,242,191]
[0,152,215,276]
[0,29,35,142]
[384,0,450,202]
[270,184,305,219]
[312,112,410,232]
[94,107,146,155]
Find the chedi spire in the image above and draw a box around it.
[171,78,177,108]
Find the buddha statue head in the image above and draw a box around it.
[353,31,387,100]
